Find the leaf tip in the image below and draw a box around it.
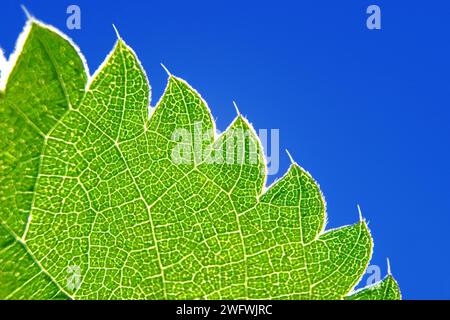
[20,4,33,21]
[387,257,392,275]
[285,149,295,165]
[232,100,241,116]
[0,47,5,63]
[112,24,122,40]
[357,203,364,222]
[160,63,172,77]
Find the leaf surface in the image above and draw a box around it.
[0,21,87,299]
[0,19,400,300]
[345,276,401,300]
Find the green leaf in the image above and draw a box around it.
[345,276,402,300]
[0,20,87,299]
[0,18,400,300]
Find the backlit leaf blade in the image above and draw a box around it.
[0,20,87,299]
[0,18,400,300]
[345,275,401,300]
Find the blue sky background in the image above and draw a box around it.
[1,0,449,299]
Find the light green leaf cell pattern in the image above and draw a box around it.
[346,276,402,300]
[0,21,87,299]
[0,19,401,300]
